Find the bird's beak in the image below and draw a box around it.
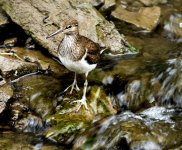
[46,28,63,39]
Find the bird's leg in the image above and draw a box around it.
[64,72,80,94]
[72,72,89,111]
[70,72,80,94]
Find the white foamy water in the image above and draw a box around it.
[140,106,175,124]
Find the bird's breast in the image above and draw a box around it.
[58,36,85,61]
[58,54,96,74]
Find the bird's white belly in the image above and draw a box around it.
[59,56,97,74]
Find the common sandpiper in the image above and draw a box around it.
[47,19,101,110]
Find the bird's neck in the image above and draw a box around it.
[59,33,82,61]
[65,33,79,41]
[62,34,78,47]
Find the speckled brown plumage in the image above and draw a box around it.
[75,35,100,64]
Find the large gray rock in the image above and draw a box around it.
[1,0,131,57]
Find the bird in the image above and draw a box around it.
[46,19,101,111]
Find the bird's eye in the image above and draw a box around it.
[66,25,72,29]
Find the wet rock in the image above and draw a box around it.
[13,75,62,118]
[14,114,43,133]
[102,72,153,111]
[140,107,182,149]
[1,0,131,56]
[0,50,38,79]
[45,86,116,144]
[10,101,44,133]
[73,111,157,149]
[60,85,117,115]
[10,101,29,122]
[4,37,18,47]
[90,39,181,112]
[126,36,176,59]
[7,74,63,132]
[138,0,167,6]
[0,47,68,78]
[11,47,68,77]
[151,57,182,107]
[163,14,182,39]
[73,107,182,149]
[111,56,182,111]
[112,5,161,31]
[45,114,88,144]
[0,131,65,150]
[170,0,182,13]
[0,8,9,27]
[0,83,13,114]
[88,56,150,111]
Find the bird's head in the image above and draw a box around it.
[46,19,79,38]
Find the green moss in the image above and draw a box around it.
[128,44,140,53]
[83,137,97,150]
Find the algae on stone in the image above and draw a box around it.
[45,86,117,144]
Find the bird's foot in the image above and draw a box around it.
[71,96,88,111]
[64,81,80,94]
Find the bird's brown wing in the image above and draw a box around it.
[80,36,101,64]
